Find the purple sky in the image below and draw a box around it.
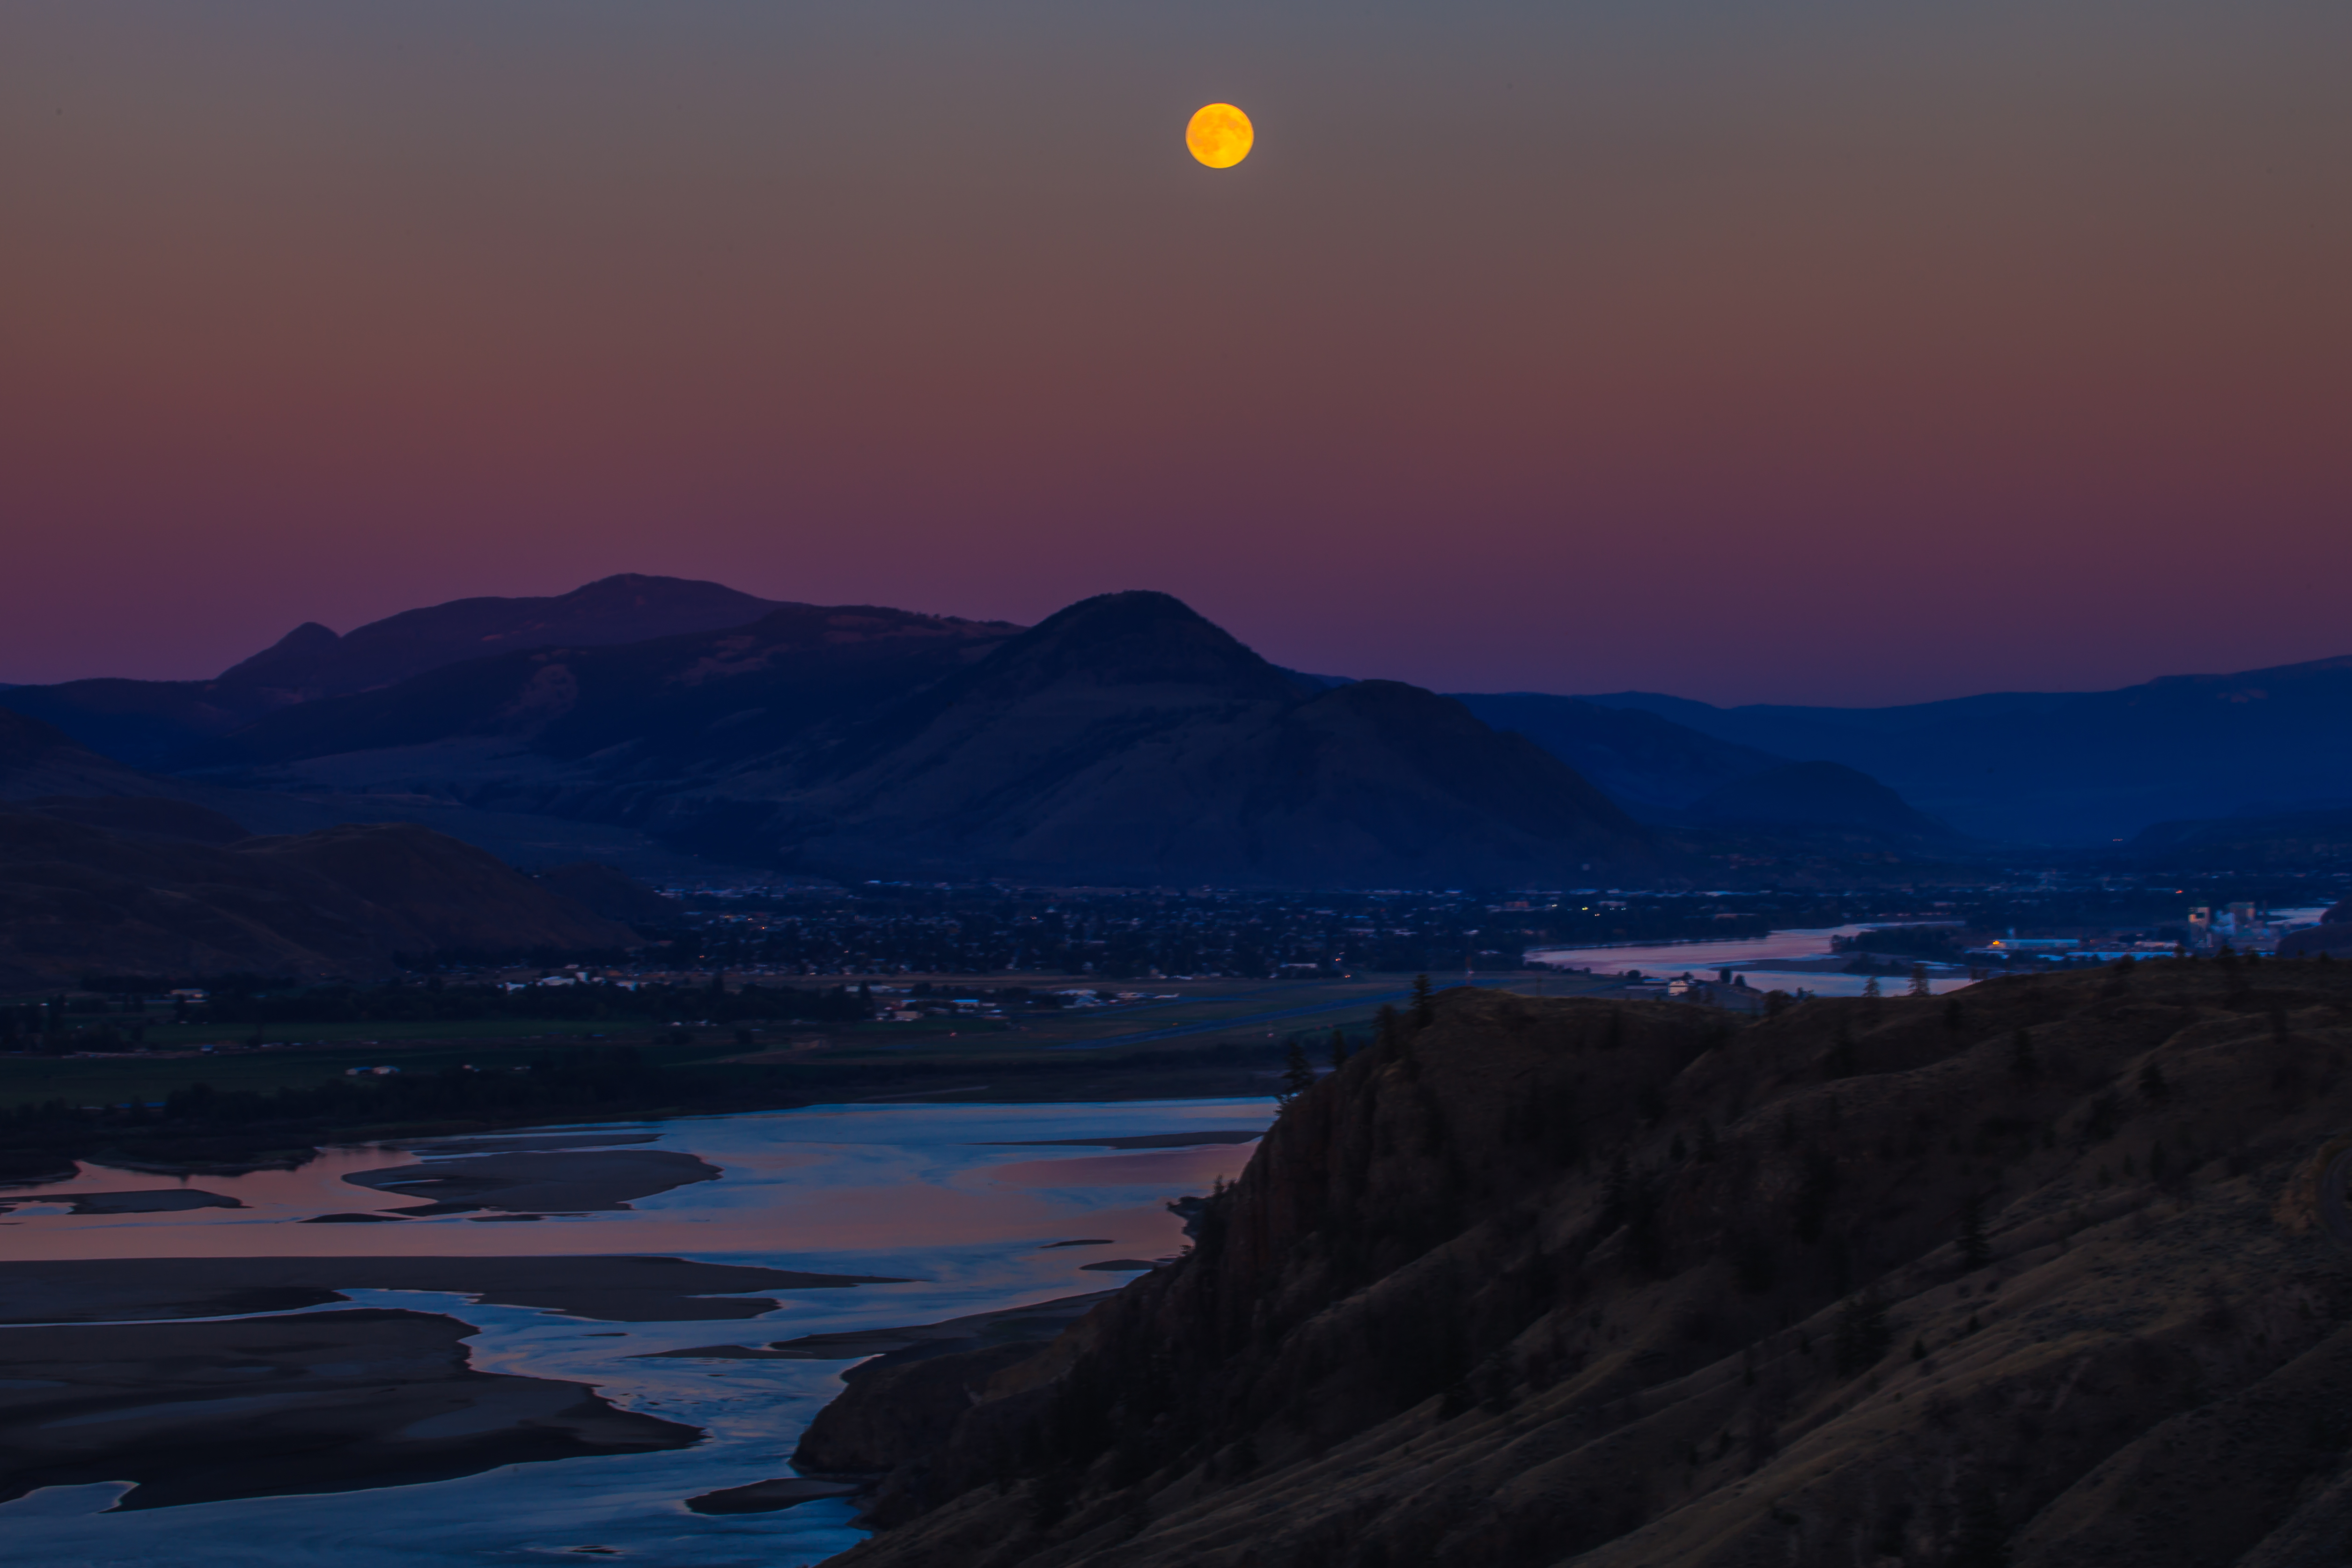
[4,0,2346,705]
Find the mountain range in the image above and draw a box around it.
[177,590,1655,886]
[0,575,792,770]
[3,573,2342,880]
[1575,660,2352,842]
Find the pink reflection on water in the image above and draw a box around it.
[0,1144,419,1220]
[0,1110,1262,1264]
[699,1148,826,1175]
[976,1147,1251,1189]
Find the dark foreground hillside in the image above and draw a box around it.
[818,958,2352,1568]
[0,805,635,986]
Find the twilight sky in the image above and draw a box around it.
[3,0,2346,706]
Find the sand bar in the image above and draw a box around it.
[397,1132,663,1156]
[0,1307,697,1510]
[686,1476,862,1514]
[0,1254,909,1325]
[341,1148,722,1212]
[976,1130,1263,1149]
[0,1189,243,1215]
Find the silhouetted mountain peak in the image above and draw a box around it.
[218,621,341,688]
[966,590,1298,702]
[218,574,794,701]
[544,573,754,614]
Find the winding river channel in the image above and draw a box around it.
[0,1097,1275,1568]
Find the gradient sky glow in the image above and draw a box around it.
[4,1,2346,704]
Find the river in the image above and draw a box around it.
[0,1097,1274,1568]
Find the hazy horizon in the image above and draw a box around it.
[6,0,2346,705]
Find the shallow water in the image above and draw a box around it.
[0,1097,1273,1566]
[1528,923,1977,997]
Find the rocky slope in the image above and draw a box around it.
[817,958,2352,1568]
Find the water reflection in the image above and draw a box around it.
[1,1096,1274,1568]
[1528,923,1977,998]
[0,1101,1266,1262]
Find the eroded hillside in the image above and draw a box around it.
[818,957,2352,1568]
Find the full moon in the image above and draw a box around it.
[1185,103,1253,169]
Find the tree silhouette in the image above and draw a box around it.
[1410,973,1436,1029]
[1832,1291,1890,1374]
[1959,1189,1991,1270]
[1278,1041,1314,1109]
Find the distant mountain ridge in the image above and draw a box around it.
[1448,692,1787,821]
[176,599,1021,778]
[0,574,792,767]
[218,573,790,699]
[15,571,2320,865]
[81,589,1662,887]
[1577,654,2352,842]
[737,593,1657,885]
[185,591,1656,886]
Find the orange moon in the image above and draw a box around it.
[1185,103,1253,168]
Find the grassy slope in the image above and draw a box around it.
[823,956,2352,1568]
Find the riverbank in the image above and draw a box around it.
[0,1308,700,1511]
[0,1096,1275,1563]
